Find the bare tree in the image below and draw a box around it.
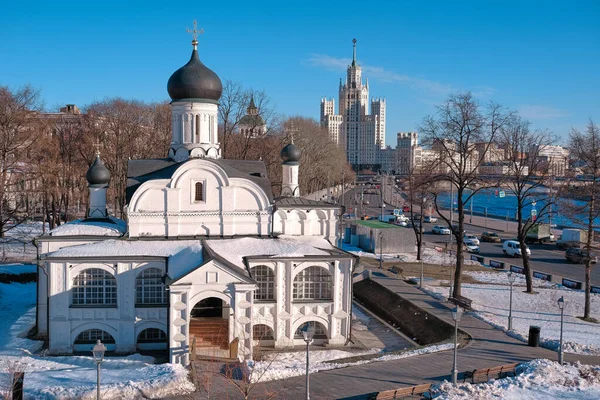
[403,166,437,260]
[420,92,511,297]
[496,115,557,293]
[0,85,43,237]
[566,120,600,320]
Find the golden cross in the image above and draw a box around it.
[186,20,204,46]
[94,138,101,156]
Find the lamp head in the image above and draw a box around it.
[508,272,517,283]
[92,339,107,363]
[452,306,463,321]
[302,324,316,342]
[557,296,565,310]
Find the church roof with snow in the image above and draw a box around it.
[273,196,339,208]
[45,217,126,237]
[126,157,273,204]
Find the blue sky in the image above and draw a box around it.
[1,0,598,146]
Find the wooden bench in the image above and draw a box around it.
[388,266,403,275]
[370,383,433,399]
[463,363,519,384]
[449,294,472,310]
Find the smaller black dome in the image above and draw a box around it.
[281,143,301,164]
[86,155,111,186]
[167,48,222,102]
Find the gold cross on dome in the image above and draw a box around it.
[186,20,204,46]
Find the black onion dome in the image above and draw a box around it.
[281,143,301,164]
[86,155,111,186]
[167,48,223,102]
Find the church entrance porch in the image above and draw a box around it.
[190,297,231,359]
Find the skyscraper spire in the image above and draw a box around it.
[351,38,357,66]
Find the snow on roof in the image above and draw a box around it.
[48,217,127,237]
[205,236,335,269]
[46,239,200,260]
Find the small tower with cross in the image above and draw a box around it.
[280,121,301,197]
[167,20,223,162]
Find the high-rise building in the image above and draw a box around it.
[396,132,420,175]
[320,39,386,170]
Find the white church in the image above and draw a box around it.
[34,32,355,365]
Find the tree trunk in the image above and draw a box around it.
[517,198,534,293]
[452,187,464,298]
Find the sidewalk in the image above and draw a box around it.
[165,275,600,399]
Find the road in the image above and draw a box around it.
[340,185,600,287]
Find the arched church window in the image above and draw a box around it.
[250,265,275,301]
[293,266,332,301]
[195,115,200,143]
[294,321,328,339]
[253,324,274,340]
[195,182,203,202]
[72,268,117,306]
[135,268,166,305]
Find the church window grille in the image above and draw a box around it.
[253,324,274,340]
[195,182,204,202]
[137,328,167,342]
[72,269,117,306]
[75,329,115,344]
[135,268,166,305]
[294,321,328,339]
[293,266,332,301]
[251,265,275,301]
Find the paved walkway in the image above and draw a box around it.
[164,276,600,400]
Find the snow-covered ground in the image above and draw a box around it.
[249,343,455,383]
[342,244,480,266]
[425,270,600,355]
[0,263,36,275]
[0,281,194,399]
[435,359,600,399]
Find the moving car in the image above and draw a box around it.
[463,239,480,253]
[395,220,408,227]
[432,225,451,235]
[481,231,502,243]
[565,248,598,264]
[463,234,480,246]
[423,216,438,223]
[502,240,531,257]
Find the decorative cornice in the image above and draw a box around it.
[128,211,271,218]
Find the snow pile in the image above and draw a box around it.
[435,359,600,399]
[206,236,333,269]
[425,281,600,355]
[249,343,454,383]
[342,244,480,266]
[352,305,371,331]
[465,270,558,288]
[0,282,195,399]
[48,217,126,237]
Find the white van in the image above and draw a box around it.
[502,240,531,257]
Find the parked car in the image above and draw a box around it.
[423,216,438,223]
[463,240,480,253]
[481,231,502,243]
[432,225,451,235]
[463,234,480,246]
[565,247,598,264]
[502,240,531,257]
[412,213,422,220]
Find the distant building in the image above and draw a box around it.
[320,39,385,170]
[396,132,420,175]
[237,96,266,137]
[379,146,396,173]
[479,161,529,176]
[474,142,505,163]
[537,145,569,177]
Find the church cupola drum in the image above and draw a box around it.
[86,152,110,218]
[280,141,301,197]
[168,21,223,162]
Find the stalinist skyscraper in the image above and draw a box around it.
[320,39,386,170]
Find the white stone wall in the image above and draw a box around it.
[46,259,168,354]
[127,159,272,238]
[273,208,338,243]
[169,102,220,161]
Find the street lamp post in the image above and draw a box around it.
[379,232,383,270]
[557,296,565,365]
[508,272,517,330]
[92,340,107,400]
[451,306,463,384]
[302,324,316,400]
